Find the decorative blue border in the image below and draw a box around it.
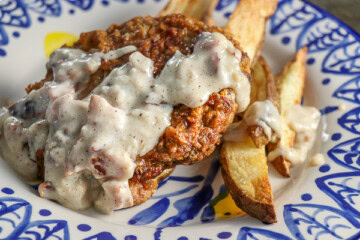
[267,0,360,239]
[0,0,159,57]
[0,187,133,240]
[1,0,360,239]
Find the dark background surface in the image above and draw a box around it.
[307,0,360,33]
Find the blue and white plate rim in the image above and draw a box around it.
[1,0,360,239]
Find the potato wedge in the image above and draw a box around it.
[225,0,278,65]
[249,57,268,105]
[220,135,276,223]
[158,0,218,25]
[247,56,279,148]
[202,0,218,26]
[268,47,307,177]
[220,56,278,223]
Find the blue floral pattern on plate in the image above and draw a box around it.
[1,0,360,239]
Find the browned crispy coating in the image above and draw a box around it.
[28,14,250,206]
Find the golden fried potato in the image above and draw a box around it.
[158,0,218,25]
[269,47,307,177]
[219,56,278,223]
[249,57,269,104]
[220,135,276,223]
[202,0,218,26]
[247,56,279,148]
[225,0,278,65]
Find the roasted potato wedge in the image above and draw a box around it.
[225,0,278,65]
[247,56,279,148]
[202,0,218,26]
[268,47,307,177]
[158,0,218,25]
[249,57,268,105]
[220,135,276,223]
[220,56,277,223]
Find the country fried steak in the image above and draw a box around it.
[23,14,250,207]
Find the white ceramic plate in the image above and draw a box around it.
[1,0,360,239]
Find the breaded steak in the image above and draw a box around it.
[28,14,250,206]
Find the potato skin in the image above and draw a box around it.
[220,137,277,223]
[220,167,277,223]
[272,157,291,178]
[247,125,269,148]
[218,56,278,223]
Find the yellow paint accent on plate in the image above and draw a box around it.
[28,179,42,185]
[213,193,244,219]
[44,32,78,59]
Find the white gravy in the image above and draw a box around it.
[243,100,282,141]
[147,32,250,113]
[309,153,325,166]
[224,100,281,142]
[0,32,250,213]
[268,104,321,165]
[338,103,347,111]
